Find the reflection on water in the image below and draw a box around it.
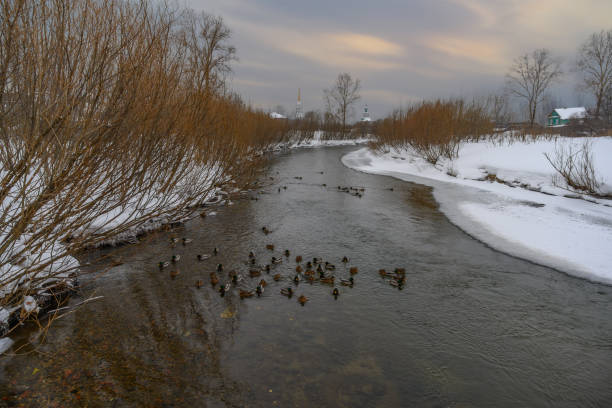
[1,146,611,407]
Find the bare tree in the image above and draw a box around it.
[324,73,361,135]
[576,30,612,118]
[506,49,562,126]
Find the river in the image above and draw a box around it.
[1,146,611,407]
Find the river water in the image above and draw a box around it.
[1,146,611,407]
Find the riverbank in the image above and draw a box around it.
[342,137,612,285]
[0,136,371,353]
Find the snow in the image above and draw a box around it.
[342,137,612,285]
[270,112,286,119]
[0,337,13,355]
[554,107,586,120]
[269,130,371,150]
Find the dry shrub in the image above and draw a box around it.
[544,140,603,195]
[374,99,493,164]
[0,0,288,318]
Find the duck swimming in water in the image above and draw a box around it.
[159,261,170,269]
[281,287,293,297]
[320,276,335,285]
[256,284,264,297]
[182,238,192,245]
[172,255,180,263]
[298,295,308,305]
[340,277,354,287]
[293,275,300,284]
[213,247,219,255]
[271,256,282,265]
[266,244,275,251]
[217,263,223,272]
[349,267,358,275]
[273,273,282,281]
[332,288,339,298]
[325,262,335,271]
[342,256,349,263]
[295,255,303,263]
[284,249,290,257]
[170,270,180,278]
[240,289,254,299]
[197,254,211,261]
[195,280,204,288]
[296,265,303,273]
[210,272,219,286]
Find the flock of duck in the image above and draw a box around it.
[157,225,406,307]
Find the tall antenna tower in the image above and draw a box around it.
[295,88,304,119]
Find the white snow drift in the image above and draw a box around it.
[342,137,612,285]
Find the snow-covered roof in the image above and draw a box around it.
[270,112,286,119]
[553,107,586,120]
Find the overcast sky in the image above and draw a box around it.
[186,0,612,120]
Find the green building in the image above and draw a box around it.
[547,107,586,127]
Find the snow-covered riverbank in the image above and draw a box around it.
[342,137,612,285]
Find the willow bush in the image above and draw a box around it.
[373,99,493,164]
[0,0,289,317]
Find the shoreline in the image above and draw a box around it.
[342,146,612,286]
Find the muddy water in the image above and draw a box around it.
[1,146,611,407]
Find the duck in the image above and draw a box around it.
[210,272,219,286]
[296,255,303,263]
[306,275,315,283]
[322,183,327,187]
[293,275,301,284]
[298,295,308,305]
[259,279,267,287]
[320,276,335,284]
[219,283,230,296]
[170,237,179,244]
[304,269,315,277]
[306,261,313,269]
[332,288,339,298]
[349,267,358,275]
[340,277,354,286]
[281,287,293,297]
[394,268,406,276]
[379,269,388,277]
[159,261,170,269]
[262,226,270,234]
[342,256,349,263]
[240,289,254,299]
[296,265,303,273]
[195,280,204,288]
[316,264,324,274]
[182,238,192,245]
[197,254,211,261]
[284,249,290,257]
[313,257,321,264]
[266,244,275,251]
[170,270,180,278]
[325,262,335,271]
[271,256,282,265]
[256,284,264,296]
[265,264,271,273]
[172,255,181,263]
[213,247,219,255]
[249,268,261,277]
[250,258,256,265]
[273,273,282,281]
[217,263,223,272]
[249,251,255,259]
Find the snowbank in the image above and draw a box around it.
[267,131,371,152]
[342,137,612,285]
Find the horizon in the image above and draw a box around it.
[186,0,612,120]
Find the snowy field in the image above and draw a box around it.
[342,137,612,285]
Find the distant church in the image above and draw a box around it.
[295,88,304,119]
[360,105,372,122]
